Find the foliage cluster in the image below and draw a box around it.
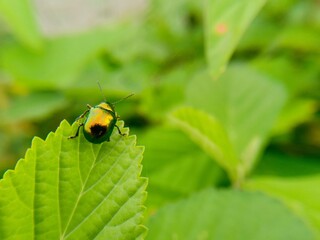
[0,0,319,239]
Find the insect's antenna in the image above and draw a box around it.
[112,93,134,105]
[96,80,107,102]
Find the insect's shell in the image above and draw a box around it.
[83,102,117,143]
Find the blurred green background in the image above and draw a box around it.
[0,0,319,238]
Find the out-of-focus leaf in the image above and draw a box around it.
[264,0,297,17]
[273,99,317,135]
[0,0,42,49]
[253,152,320,178]
[149,0,200,36]
[237,16,278,52]
[101,21,169,63]
[0,26,120,88]
[148,0,203,60]
[147,189,314,240]
[139,127,223,209]
[205,0,267,78]
[270,25,320,52]
[245,176,320,239]
[170,107,239,182]
[0,120,147,239]
[75,58,157,94]
[140,61,201,120]
[186,64,287,176]
[251,56,318,97]
[140,127,195,172]
[0,132,17,178]
[0,92,67,123]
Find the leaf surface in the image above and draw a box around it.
[170,107,239,182]
[245,176,320,239]
[0,0,42,49]
[147,189,314,240]
[186,64,287,176]
[139,127,223,209]
[0,27,117,88]
[205,0,267,77]
[0,120,147,239]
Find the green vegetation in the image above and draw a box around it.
[0,0,319,239]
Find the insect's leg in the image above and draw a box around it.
[74,109,90,122]
[115,124,126,136]
[68,123,84,139]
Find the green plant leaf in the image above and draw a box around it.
[0,92,67,123]
[0,0,42,49]
[251,56,319,97]
[186,64,287,177]
[147,189,314,240]
[139,127,223,210]
[270,25,320,52]
[237,16,278,52]
[272,99,317,136]
[0,27,118,89]
[77,58,157,94]
[170,107,239,183]
[245,176,320,239]
[140,61,201,121]
[147,0,203,61]
[0,120,147,239]
[205,0,267,78]
[253,152,320,178]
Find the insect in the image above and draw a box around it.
[69,84,133,144]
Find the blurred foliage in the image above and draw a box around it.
[0,0,319,238]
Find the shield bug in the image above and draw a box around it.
[69,84,133,144]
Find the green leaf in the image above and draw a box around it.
[140,61,201,121]
[170,107,239,183]
[264,0,298,16]
[147,0,203,61]
[245,176,320,239]
[205,0,267,78]
[139,127,223,209]
[251,56,318,97]
[0,120,147,239]
[0,27,117,88]
[271,25,320,52]
[186,64,287,176]
[272,99,317,136]
[0,92,67,123]
[0,0,42,49]
[253,152,320,178]
[147,189,314,240]
[78,58,157,94]
[237,16,278,52]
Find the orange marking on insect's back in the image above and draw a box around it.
[84,108,113,133]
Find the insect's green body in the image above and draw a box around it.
[69,102,124,144]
